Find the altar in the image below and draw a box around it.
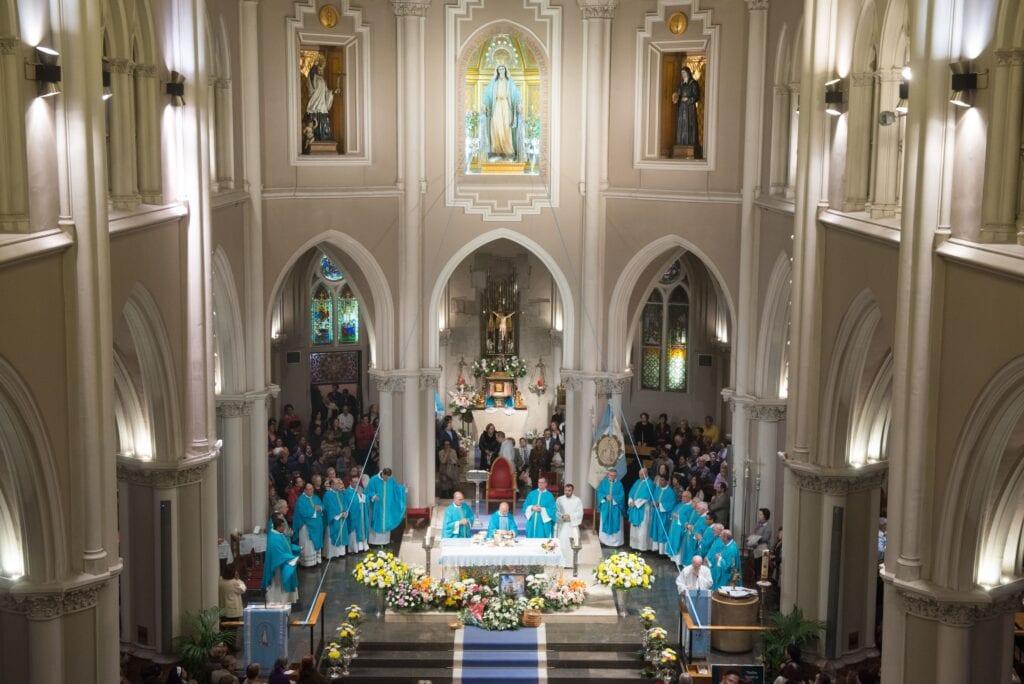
[437,537,562,575]
[469,407,529,439]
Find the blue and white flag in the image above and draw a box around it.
[434,389,445,414]
[588,400,626,489]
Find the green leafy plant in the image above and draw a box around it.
[761,606,825,676]
[171,607,236,678]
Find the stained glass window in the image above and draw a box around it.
[320,255,344,281]
[641,347,661,390]
[641,291,663,346]
[660,259,681,284]
[666,286,689,391]
[311,284,333,345]
[338,284,359,344]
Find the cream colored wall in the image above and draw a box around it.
[212,203,246,289]
[755,209,793,319]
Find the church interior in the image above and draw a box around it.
[0,0,1023,682]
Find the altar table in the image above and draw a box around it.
[469,408,529,440]
[437,538,562,574]
[218,534,267,563]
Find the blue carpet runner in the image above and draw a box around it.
[454,625,546,683]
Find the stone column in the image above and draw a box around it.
[843,72,875,211]
[216,398,249,535]
[107,57,140,209]
[749,400,786,516]
[981,49,1024,243]
[721,391,751,539]
[560,371,591,506]
[392,0,430,507]
[768,84,790,195]
[369,370,404,484]
[870,68,903,218]
[214,78,235,190]
[0,36,29,231]
[419,369,441,503]
[133,63,163,204]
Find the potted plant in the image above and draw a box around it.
[171,607,236,678]
[761,606,825,676]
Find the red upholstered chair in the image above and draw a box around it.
[486,457,517,511]
[542,471,562,497]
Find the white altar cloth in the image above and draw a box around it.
[470,408,529,440]
[218,534,267,563]
[437,537,561,569]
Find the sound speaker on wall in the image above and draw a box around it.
[698,354,713,367]
[286,351,301,364]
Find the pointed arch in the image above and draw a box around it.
[212,247,245,395]
[99,0,131,60]
[268,230,394,370]
[818,289,883,467]
[608,235,735,373]
[122,284,183,461]
[426,229,576,369]
[113,349,152,460]
[755,252,793,398]
[0,356,68,583]
[936,355,1024,590]
[849,352,892,466]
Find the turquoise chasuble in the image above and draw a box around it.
[523,489,556,538]
[292,494,324,550]
[323,489,347,546]
[442,503,475,538]
[627,478,654,527]
[341,488,367,542]
[650,486,672,544]
[597,479,626,535]
[262,528,299,592]
[665,501,693,559]
[713,540,741,588]
[486,511,518,538]
[365,475,407,534]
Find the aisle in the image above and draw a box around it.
[454,625,547,683]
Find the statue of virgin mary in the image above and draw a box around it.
[480,65,524,162]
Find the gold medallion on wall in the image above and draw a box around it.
[668,12,688,35]
[318,4,339,29]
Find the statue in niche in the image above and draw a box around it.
[306,57,336,141]
[673,66,700,147]
[480,65,524,162]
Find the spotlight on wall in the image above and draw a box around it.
[824,77,846,116]
[26,46,62,98]
[950,61,984,108]
[165,70,185,106]
[102,62,113,101]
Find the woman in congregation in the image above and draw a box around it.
[437,438,461,498]
[478,423,500,469]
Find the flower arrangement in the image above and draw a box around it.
[527,597,546,610]
[540,539,558,552]
[525,573,588,611]
[655,648,679,682]
[345,604,363,626]
[504,355,528,378]
[336,622,357,648]
[471,356,529,378]
[640,606,658,629]
[448,385,475,418]
[386,575,441,612]
[352,551,408,590]
[461,594,529,631]
[643,627,668,650]
[471,358,495,377]
[594,552,654,590]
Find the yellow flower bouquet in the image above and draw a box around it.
[593,551,653,590]
[352,550,409,590]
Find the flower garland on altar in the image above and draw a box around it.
[594,552,654,590]
[471,355,529,378]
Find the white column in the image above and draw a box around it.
[561,372,589,506]
[724,394,751,538]
[751,402,785,515]
[216,399,247,535]
[843,72,874,210]
[214,78,235,190]
[107,58,140,209]
[376,376,396,474]
[870,69,903,218]
[133,63,163,204]
[393,0,430,507]
[981,49,1024,242]
[768,84,790,195]
[27,613,63,684]
[0,37,30,231]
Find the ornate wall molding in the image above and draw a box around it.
[745,0,769,10]
[785,459,888,495]
[593,372,632,395]
[133,63,157,78]
[876,67,903,83]
[578,0,618,19]
[215,399,251,419]
[896,587,1023,627]
[0,37,20,55]
[749,400,787,422]
[392,0,431,16]
[995,49,1024,66]
[368,370,406,393]
[418,368,441,391]
[116,458,211,488]
[850,72,876,87]
[0,581,107,620]
[107,58,134,74]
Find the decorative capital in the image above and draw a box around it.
[418,368,441,391]
[0,581,107,620]
[216,399,250,419]
[785,459,888,495]
[369,370,405,393]
[133,63,158,78]
[116,458,211,489]
[749,400,787,422]
[0,37,19,55]
[578,0,618,19]
[392,0,431,17]
[594,373,631,395]
[106,58,134,75]
[897,587,1023,627]
[745,0,769,10]
[560,370,586,392]
[995,49,1024,66]
[876,67,904,83]
[850,72,876,87]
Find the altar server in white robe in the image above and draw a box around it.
[627,469,654,551]
[555,483,583,568]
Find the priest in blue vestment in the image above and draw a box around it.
[523,477,557,538]
[665,490,694,561]
[322,478,348,559]
[442,490,475,538]
[596,468,626,547]
[292,483,324,567]
[649,476,673,553]
[682,501,709,564]
[712,530,742,589]
[263,519,299,604]
[701,521,723,561]
[627,469,655,551]
[365,468,406,546]
[486,500,518,538]
[343,474,369,553]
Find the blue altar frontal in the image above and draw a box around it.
[682,589,711,659]
[244,605,290,671]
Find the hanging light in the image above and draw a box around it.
[28,46,62,98]
[165,70,185,106]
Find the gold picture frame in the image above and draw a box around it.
[668,12,688,35]
[318,4,339,29]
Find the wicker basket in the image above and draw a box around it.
[520,608,543,627]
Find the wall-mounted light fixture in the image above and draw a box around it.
[26,46,62,98]
[824,77,846,116]
[165,70,185,106]
[102,62,113,101]
[950,61,985,108]
[879,65,911,125]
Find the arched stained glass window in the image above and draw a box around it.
[311,284,333,345]
[338,284,360,344]
[640,279,689,392]
[320,255,344,281]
